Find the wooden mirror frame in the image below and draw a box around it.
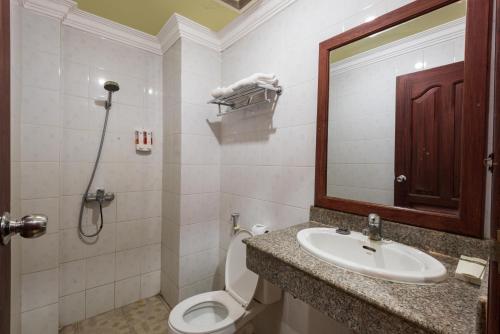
[315,0,493,238]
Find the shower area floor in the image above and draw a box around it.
[59,295,171,334]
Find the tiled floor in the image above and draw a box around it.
[60,295,171,334]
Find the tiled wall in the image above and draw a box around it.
[217,0,419,333]
[18,9,163,332]
[19,10,61,334]
[327,24,465,205]
[162,39,222,306]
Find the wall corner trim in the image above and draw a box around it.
[218,0,296,50]
[21,0,76,20]
[158,13,221,53]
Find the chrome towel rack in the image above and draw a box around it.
[208,83,283,116]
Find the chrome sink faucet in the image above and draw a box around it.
[363,213,382,241]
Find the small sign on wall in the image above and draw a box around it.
[135,129,152,152]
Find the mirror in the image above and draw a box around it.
[327,1,466,213]
[316,0,492,237]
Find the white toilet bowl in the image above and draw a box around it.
[167,230,280,334]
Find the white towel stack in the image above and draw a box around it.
[211,73,279,98]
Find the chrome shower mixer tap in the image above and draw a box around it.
[85,188,115,204]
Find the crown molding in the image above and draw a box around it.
[64,8,162,54]
[19,0,162,54]
[157,0,296,53]
[158,13,220,53]
[331,17,466,75]
[21,0,75,19]
[218,0,296,50]
[20,0,297,55]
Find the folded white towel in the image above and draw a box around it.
[211,86,234,98]
[211,73,278,98]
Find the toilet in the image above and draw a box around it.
[168,230,282,334]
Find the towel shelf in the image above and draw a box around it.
[208,83,282,116]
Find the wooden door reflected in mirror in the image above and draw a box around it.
[394,62,464,214]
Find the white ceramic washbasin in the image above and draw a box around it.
[297,227,447,284]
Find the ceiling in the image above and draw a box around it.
[75,0,242,35]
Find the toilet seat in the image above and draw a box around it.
[168,290,245,334]
[168,230,259,334]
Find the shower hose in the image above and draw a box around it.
[77,104,111,238]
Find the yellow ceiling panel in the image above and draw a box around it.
[75,0,240,35]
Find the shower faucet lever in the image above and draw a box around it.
[85,189,115,203]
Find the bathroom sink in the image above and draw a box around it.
[297,228,447,284]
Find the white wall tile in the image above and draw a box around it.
[180,165,220,194]
[142,190,162,218]
[178,276,216,302]
[20,162,59,199]
[423,39,456,70]
[179,221,218,256]
[178,248,218,287]
[82,222,116,258]
[116,220,142,251]
[22,10,60,55]
[21,125,61,162]
[143,163,163,191]
[59,228,86,263]
[141,243,161,274]
[21,269,58,312]
[142,217,162,245]
[22,50,60,91]
[61,162,92,196]
[115,248,142,281]
[117,192,144,222]
[62,129,98,163]
[21,87,60,126]
[85,253,116,289]
[62,27,98,65]
[59,195,81,230]
[140,271,161,299]
[62,61,89,98]
[59,260,86,297]
[85,283,115,318]
[59,292,85,327]
[22,233,59,274]
[114,276,140,308]
[179,193,219,226]
[21,303,58,334]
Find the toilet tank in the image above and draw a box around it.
[253,278,282,304]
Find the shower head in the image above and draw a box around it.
[103,81,119,109]
[104,81,120,92]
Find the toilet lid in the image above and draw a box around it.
[225,230,258,307]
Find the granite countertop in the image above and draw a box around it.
[244,222,488,334]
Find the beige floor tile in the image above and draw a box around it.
[59,295,170,334]
[131,320,168,334]
[78,309,134,334]
[122,295,170,324]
